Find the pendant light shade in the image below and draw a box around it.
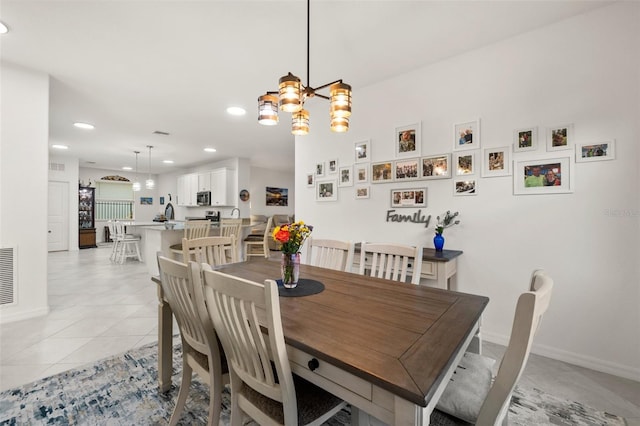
[330,116,349,133]
[132,151,141,192]
[278,73,302,113]
[145,145,155,190]
[329,82,352,118]
[291,109,310,135]
[258,94,279,125]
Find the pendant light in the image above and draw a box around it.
[257,0,351,135]
[132,151,141,192]
[145,145,155,189]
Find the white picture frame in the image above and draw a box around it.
[371,161,393,183]
[306,173,314,187]
[338,166,353,187]
[390,187,427,208]
[454,179,477,196]
[327,158,338,174]
[355,164,369,183]
[421,154,451,179]
[355,185,370,199]
[394,158,420,181]
[513,126,538,153]
[455,152,476,176]
[453,119,480,151]
[482,146,512,177]
[395,123,421,158]
[354,140,370,163]
[315,162,325,177]
[514,156,573,195]
[546,123,574,152]
[575,140,616,162]
[316,179,338,201]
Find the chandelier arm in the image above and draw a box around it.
[312,79,344,93]
[314,93,330,100]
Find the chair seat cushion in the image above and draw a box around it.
[436,352,496,424]
[243,235,264,242]
[239,373,343,425]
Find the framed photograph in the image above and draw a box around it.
[453,119,480,151]
[306,173,315,187]
[390,188,427,208]
[315,162,325,177]
[395,123,421,158]
[327,158,338,174]
[394,158,419,181]
[355,164,369,183]
[482,146,511,177]
[338,166,353,187]
[421,154,451,179]
[354,140,370,163]
[140,197,153,205]
[575,140,616,163]
[513,126,538,153]
[371,161,393,183]
[355,185,370,199]
[455,152,475,176]
[454,179,477,196]
[266,187,288,206]
[514,157,572,195]
[546,123,574,152]
[159,196,165,205]
[316,179,338,201]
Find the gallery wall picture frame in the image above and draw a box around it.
[140,197,153,205]
[315,162,325,177]
[481,146,512,177]
[453,179,477,196]
[338,166,353,187]
[395,122,421,158]
[355,185,370,199]
[393,158,420,181]
[371,161,394,183]
[306,173,315,187]
[546,123,574,152]
[513,156,572,195]
[354,140,371,163]
[513,126,538,153]
[390,187,427,208]
[421,154,451,179]
[316,179,338,201]
[453,119,480,151]
[328,158,338,174]
[355,164,369,183]
[575,140,616,163]
[159,196,165,205]
[455,152,475,176]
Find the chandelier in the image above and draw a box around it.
[257,0,352,135]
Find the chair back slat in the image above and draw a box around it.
[182,236,237,265]
[184,219,211,239]
[306,238,354,272]
[359,242,422,284]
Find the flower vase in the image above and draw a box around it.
[433,233,445,252]
[281,253,301,288]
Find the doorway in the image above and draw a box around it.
[48,181,69,252]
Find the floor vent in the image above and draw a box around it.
[0,247,17,306]
[49,162,66,172]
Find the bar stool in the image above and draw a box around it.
[114,221,142,264]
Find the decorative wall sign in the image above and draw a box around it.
[421,154,451,179]
[390,187,427,208]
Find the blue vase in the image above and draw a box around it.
[433,233,445,252]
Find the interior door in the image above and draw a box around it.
[48,181,69,252]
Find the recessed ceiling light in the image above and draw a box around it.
[73,122,95,130]
[204,147,217,153]
[0,22,8,34]
[51,144,68,150]
[122,166,133,171]
[226,106,246,116]
[163,160,174,164]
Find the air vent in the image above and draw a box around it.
[0,247,17,306]
[153,130,170,136]
[49,162,66,171]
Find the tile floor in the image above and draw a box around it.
[1,245,638,424]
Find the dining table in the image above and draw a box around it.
[152,258,489,425]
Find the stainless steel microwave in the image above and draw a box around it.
[196,191,211,206]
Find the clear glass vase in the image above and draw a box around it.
[281,253,301,288]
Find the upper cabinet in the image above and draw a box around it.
[210,168,235,206]
[177,173,198,206]
[177,168,235,207]
[198,172,211,192]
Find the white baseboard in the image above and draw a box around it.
[0,306,50,324]
[482,331,640,382]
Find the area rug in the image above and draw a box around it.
[0,342,626,425]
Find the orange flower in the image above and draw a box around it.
[273,228,290,243]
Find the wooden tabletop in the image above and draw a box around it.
[213,258,488,407]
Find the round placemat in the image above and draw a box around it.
[275,278,325,297]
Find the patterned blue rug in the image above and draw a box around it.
[0,342,627,425]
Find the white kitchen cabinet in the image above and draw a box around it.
[197,172,211,192]
[210,168,235,206]
[177,173,198,206]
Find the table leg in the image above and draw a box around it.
[157,286,173,392]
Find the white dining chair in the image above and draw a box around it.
[157,255,229,426]
[435,270,554,425]
[220,218,243,260]
[169,219,212,259]
[201,265,346,426]
[181,236,237,266]
[358,242,423,284]
[243,216,272,260]
[113,221,141,264]
[306,238,354,272]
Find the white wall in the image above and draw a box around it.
[0,62,50,322]
[296,2,639,380]
[250,166,295,217]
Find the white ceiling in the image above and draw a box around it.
[0,0,613,174]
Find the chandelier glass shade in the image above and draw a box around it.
[145,145,155,190]
[258,0,351,135]
[132,151,141,192]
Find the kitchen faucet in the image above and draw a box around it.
[231,208,240,218]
